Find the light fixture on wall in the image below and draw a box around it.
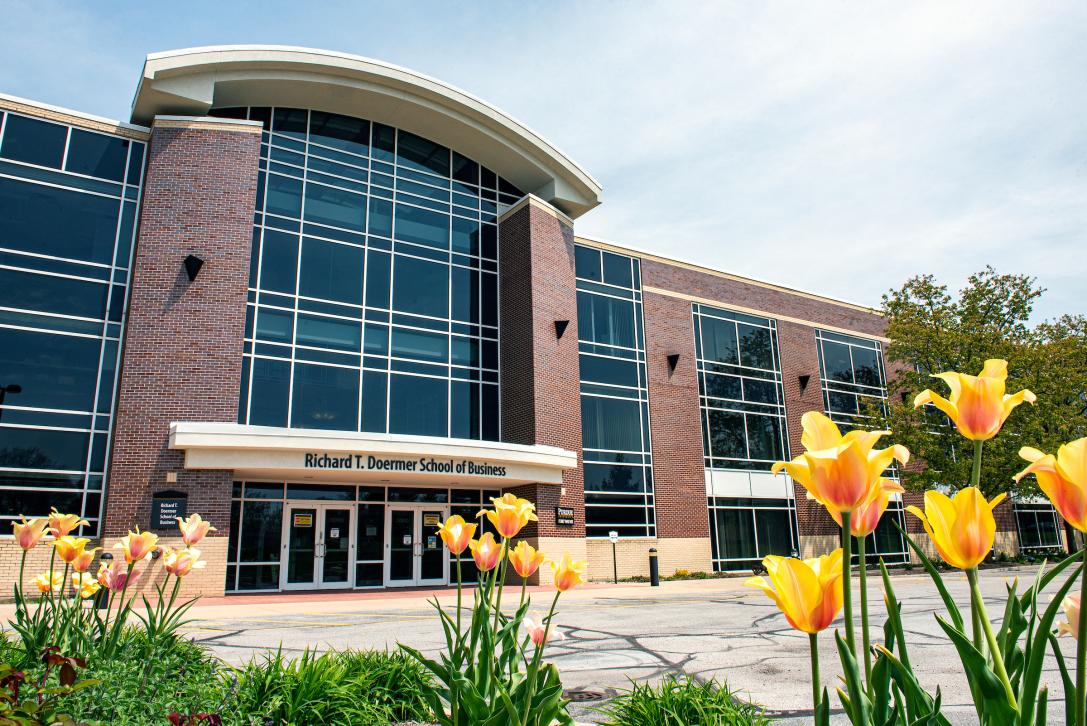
[798,374,811,393]
[554,320,569,340]
[183,254,205,281]
[667,354,680,374]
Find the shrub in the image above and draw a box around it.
[596,675,769,726]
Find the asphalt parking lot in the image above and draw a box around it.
[182,566,1070,724]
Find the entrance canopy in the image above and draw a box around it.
[169,422,577,485]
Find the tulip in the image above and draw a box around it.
[48,509,88,538]
[71,572,100,599]
[1058,594,1082,639]
[508,540,547,580]
[163,546,206,578]
[478,493,538,539]
[551,553,587,593]
[913,359,1035,441]
[34,572,64,594]
[96,561,131,591]
[436,515,476,555]
[832,478,904,538]
[469,533,504,572]
[114,528,158,564]
[772,411,910,515]
[70,546,100,573]
[12,516,48,551]
[53,536,91,565]
[524,614,565,647]
[177,513,216,546]
[1015,438,1087,532]
[746,550,843,710]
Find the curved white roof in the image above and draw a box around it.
[131,45,601,218]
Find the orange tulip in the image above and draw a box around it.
[1058,594,1081,640]
[71,572,100,599]
[177,513,216,546]
[478,493,538,539]
[551,553,587,592]
[831,478,904,537]
[746,550,844,634]
[12,516,48,551]
[48,509,88,538]
[906,488,1005,570]
[508,540,547,579]
[163,546,206,577]
[436,515,477,555]
[1014,438,1087,532]
[53,536,91,564]
[469,533,504,572]
[34,572,64,594]
[70,546,100,573]
[114,528,158,564]
[772,411,910,514]
[913,359,1035,441]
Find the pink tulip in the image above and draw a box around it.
[96,561,133,592]
[524,614,564,647]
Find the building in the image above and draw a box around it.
[0,46,1063,596]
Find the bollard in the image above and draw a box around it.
[648,547,660,587]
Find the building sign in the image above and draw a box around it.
[150,491,187,530]
[293,513,313,528]
[302,453,508,478]
[423,513,441,526]
[555,506,575,527]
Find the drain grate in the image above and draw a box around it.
[564,688,606,703]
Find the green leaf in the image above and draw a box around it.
[1019,563,1082,725]
[835,630,872,724]
[896,524,965,631]
[1047,632,1076,726]
[875,645,950,726]
[880,559,913,668]
[934,615,1017,721]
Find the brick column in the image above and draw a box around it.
[498,197,584,580]
[104,116,260,595]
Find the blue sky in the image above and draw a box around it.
[3,1,1083,320]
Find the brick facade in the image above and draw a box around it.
[102,115,260,580]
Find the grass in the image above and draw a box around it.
[595,675,769,726]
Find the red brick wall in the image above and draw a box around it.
[498,201,584,538]
[642,291,708,538]
[103,120,260,539]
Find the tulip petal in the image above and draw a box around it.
[915,388,960,426]
[1056,439,1087,489]
[979,359,1008,381]
[800,411,843,452]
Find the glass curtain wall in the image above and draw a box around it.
[1014,501,1063,551]
[815,329,907,562]
[574,245,655,539]
[211,107,524,441]
[694,305,797,571]
[0,111,145,536]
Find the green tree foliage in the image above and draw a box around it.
[877,267,1087,498]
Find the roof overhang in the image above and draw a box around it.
[169,422,577,485]
[132,46,601,218]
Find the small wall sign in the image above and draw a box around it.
[555,506,575,527]
[423,513,441,527]
[150,491,187,530]
[293,513,313,528]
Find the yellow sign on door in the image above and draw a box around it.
[423,514,441,526]
[293,513,313,527]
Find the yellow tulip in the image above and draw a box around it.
[831,478,904,537]
[746,550,844,634]
[469,533,504,572]
[906,488,1006,570]
[70,546,100,573]
[34,572,64,594]
[1014,438,1087,532]
[436,515,477,555]
[177,513,216,546]
[772,411,910,514]
[71,572,100,599]
[508,540,547,579]
[163,546,206,577]
[12,516,48,551]
[551,553,587,592]
[114,528,159,564]
[53,536,90,564]
[48,509,88,538]
[913,359,1035,441]
[1058,594,1081,640]
[478,493,538,539]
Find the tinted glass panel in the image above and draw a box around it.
[581,396,644,451]
[65,130,127,181]
[1,115,66,168]
[602,252,633,288]
[394,204,449,249]
[0,328,100,411]
[737,324,773,370]
[303,184,364,231]
[290,363,359,430]
[0,427,88,471]
[0,178,119,264]
[258,230,298,293]
[393,256,448,317]
[700,317,738,365]
[574,245,601,282]
[309,111,369,156]
[822,341,854,383]
[265,174,303,218]
[298,238,363,304]
[396,130,449,176]
[0,268,107,319]
[388,375,447,436]
[248,358,290,426]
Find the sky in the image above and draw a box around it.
[2,1,1083,320]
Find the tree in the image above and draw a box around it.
[876,267,1087,499]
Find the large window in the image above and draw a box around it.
[0,111,145,535]
[708,497,798,572]
[216,107,523,441]
[1015,501,1063,551]
[575,245,655,538]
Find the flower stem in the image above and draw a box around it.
[966,568,1018,711]
[455,555,463,641]
[857,533,872,684]
[809,632,821,713]
[522,590,562,726]
[492,537,509,634]
[1077,558,1087,726]
[842,511,856,657]
[971,439,984,491]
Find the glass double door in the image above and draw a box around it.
[384,506,448,587]
[282,503,354,590]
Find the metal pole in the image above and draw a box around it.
[612,540,618,584]
[648,547,659,587]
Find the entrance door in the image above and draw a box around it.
[384,506,449,587]
[282,503,355,590]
